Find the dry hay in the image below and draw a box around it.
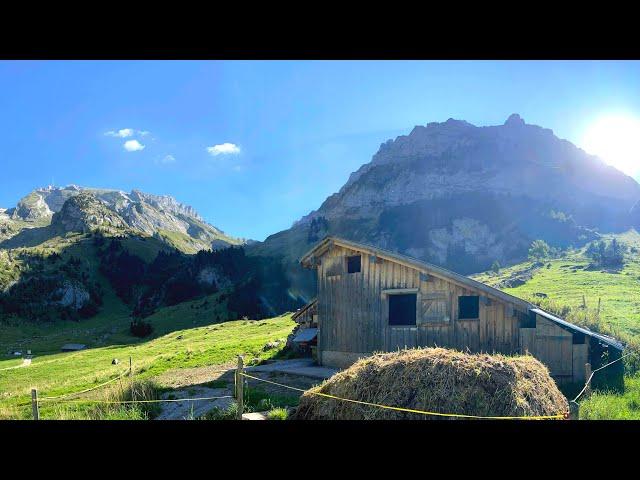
[291,347,569,420]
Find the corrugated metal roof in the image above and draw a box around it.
[532,309,624,350]
[292,327,318,343]
[61,343,87,351]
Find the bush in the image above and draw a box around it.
[528,240,551,261]
[130,319,153,338]
[586,238,628,268]
[491,260,501,274]
[267,407,289,420]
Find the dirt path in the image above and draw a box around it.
[153,363,324,420]
[0,357,32,371]
[155,385,234,420]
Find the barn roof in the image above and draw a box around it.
[291,298,317,322]
[61,343,87,351]
[532,309,624,350]
[300,236,533,310]
[292,327,318,343]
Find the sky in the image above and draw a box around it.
[1,60,639,241]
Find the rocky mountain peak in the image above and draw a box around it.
[504,113,525,126]
[52,192,127,234]
[4,185,243,252]
[264,115,640,296]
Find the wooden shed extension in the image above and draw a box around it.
[300,236,624,386]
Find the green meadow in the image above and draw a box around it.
[474,230,640,419]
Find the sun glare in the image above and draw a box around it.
[581,114,640,178]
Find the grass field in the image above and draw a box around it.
[0,312,295,419]
[473,230,640,340]
[474,230,640,419]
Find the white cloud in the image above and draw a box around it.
[207,143,241,156]
[105,128,151,138]
[106,128,134,138]
[124,140,145,152]
[159,154,175,164]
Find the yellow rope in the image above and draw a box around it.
[43,395,233,405]
[240,372,565,420]
[39,368,131,401]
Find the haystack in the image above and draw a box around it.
[291,348,568,420]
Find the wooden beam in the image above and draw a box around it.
[382,288,419,295]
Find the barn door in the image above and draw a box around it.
[417,291,451,347]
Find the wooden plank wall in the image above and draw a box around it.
[317,244,522,358]
[316,243,591,381]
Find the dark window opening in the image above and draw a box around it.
[347,255,361,274]
[572,332,586,345]
[389,294,417,326]
[517,310,536,328]
[458,296,479,319]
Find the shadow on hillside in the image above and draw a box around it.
[0,225,58,249]
[584,263,624,274]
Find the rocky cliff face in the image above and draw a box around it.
[51,193,128,234]
[252,114,640,301]
[4,185,242,251]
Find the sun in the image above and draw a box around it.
[581,113,640,178]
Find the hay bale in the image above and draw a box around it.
[291,348,568,420]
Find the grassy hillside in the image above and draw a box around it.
[0,310,295,419]
[473,229,640,339]
[473,230,640,419]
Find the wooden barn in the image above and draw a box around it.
[300,236,624,386]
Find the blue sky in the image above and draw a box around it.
[1,60,639,241]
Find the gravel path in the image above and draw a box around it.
[155,386,234,420]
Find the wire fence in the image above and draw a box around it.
[11,346,638,420]
[239,371,566,420]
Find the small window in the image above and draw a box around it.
[389,294,417,326]
[458,296,479,319]
[347,255,361,273]
[517,310,536,328]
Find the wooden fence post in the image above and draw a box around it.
[569,401,580,420]
[597,298,601,317]
[31,388,39,421]
[236,355,244,420]
[585,363,592,396]
[129,356,133,377]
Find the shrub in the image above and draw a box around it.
[586,238,628,268]
[267,407,289,420]
[528,240,551,261]
[130,319,153,338]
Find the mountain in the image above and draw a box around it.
[250,114,640,301]
[0,186,288,324]
[2,185,243,252]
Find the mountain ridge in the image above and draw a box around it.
[2,185,244,252]
[251,114,640,302]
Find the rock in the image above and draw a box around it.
[262,341,281,351]
[504,113,525,126]
[56,281,90,310]
[51,193,128,234]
